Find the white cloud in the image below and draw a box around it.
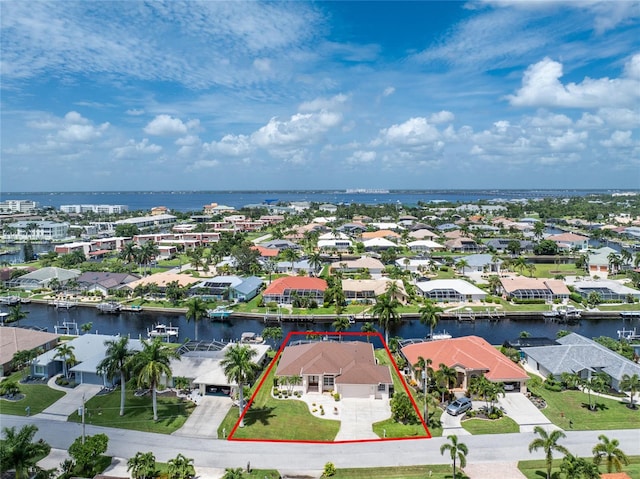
[382,87,395,97]
[203,134,252,157]
[144,115,192,136]
[299,94,348,113]
[252,110,342,148]
[126,109,145,116]
[253,58,271,72]
[600,130,633,148]
[347,150,376,164]
[547,129,587,151]
[380,117,440,146]
[508,54,640,108]
[113,138,162,159]
[429,111,455,124]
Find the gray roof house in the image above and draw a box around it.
[9,267,81,290]
[32,334,144,386]
[454,253,502,274]
[76,271,140,294]
[521,333,640,391]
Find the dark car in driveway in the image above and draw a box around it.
[446,397,472,416]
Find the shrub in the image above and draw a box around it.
[333,393,340,401]
[322,462,336,477]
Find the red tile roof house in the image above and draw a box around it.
[275,341,393,399]
[401,336,529,393]
[545,232,590,251]
[262,276,328,305]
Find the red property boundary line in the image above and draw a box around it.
[227,330,432,443]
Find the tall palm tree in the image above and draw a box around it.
[528,426,570,479]
[307,251,323,277]
[435,363,457,403]
[371,293,401,345]
[513,256,529,275]
[592,434,629,473]
[332,316,351,340]
[0,425,51,479]
[439,434,468,479]
[96,336,134,416]
[131,338,180,421]
[7,304,27,326]
[419,300,443,339]
[220,343,260,427]
[620,373,640,409]
[455,258,470,275]
[360,322,376,342]
[580,372,608,411]
[185,297,208,341]
[414,356,433,426]
[120,242,138,264]
[279,248,300,272]
[54,344,76,379]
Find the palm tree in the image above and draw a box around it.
[0,425,51,479]
[167,453,195,479]
[360,322,376,342]
[580,372,608,411]
[7,304,27,326]
[435,363,457,403]
[120,242,138,264]
[131,338,180,421]
[97,336,134,416]
[371,292,401,345]
[185,297,208,341]
[487,275,502,295]
[414,356,433,426]
[332,316,351,339]
[279,248,300,272]
[513,256,528,275]
[592,434,629,473]
[455,258,470,275]
[560,454,600,479]
[307,251,323,276]
[533,221,545,241]
[528,426,570,479]
[220,343,260,427]
[54,344,76,379]
[419,300,443,339]
[440,434,468,479]
[127,451,157,479]
[620,373,640,409]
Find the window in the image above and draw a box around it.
[323,376,334,387]
[377,383,386,391]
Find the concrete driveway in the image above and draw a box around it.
[333,398,391,441]
[35,382,102,421]
[172,395,233,438]
[497,393,554,432]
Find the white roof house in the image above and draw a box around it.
[9,267,81,290]
[415,279,487,303]
[362,237,397,250]
[406,240,444,252]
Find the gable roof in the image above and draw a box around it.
[402,336,529,383]
[275,341,392,385]
[500,277,570,295]
[521,333,640,379]
[330,257,385,270]
[262,276,327,295]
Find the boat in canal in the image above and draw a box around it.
[207,305,233,320]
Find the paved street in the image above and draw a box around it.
[3,414,639,474]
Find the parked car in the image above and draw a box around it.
[446,397,472,416]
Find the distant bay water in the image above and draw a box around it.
[0,189,627,212]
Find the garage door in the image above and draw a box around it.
[339,384,371,398]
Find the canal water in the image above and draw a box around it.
[7,303,638,349]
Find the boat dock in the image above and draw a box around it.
[54,321,79,335]
[617,327,640,341]
[49,299,78,309]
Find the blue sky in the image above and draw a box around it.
[1,1,639,192]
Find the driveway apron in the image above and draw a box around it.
[497,393,554,432]
[172,395,233,438]
[334,398,391,442]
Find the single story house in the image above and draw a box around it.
[125,272,200,295]
[31,334,143,385]
[362,237,397,250]
[586,247,618,278]
[406,240,445,253]
[499,277,570,302]
[0,327,59,376]
[401,336,529,392]
[571,278,640,302]
[414,279,487,303]
[395,257,440,274]
[274,259,318,275]
[409,228,439,240]
[444,237,481,253]
[342,278,409,304]
[8,267,81,290]
[361,229,401,240]
[169,342,271,396]
[484,238,534,254]
[275,341,393,399]
[329,257,385,276]
[191,275,263,302]
[454,253,501,274]
[76,271,140,295]
[521,333,640,391]
[262,276,328,305]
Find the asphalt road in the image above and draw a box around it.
[2,415,639,471]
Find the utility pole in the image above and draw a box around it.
[422,370,428,428]
[81,393,86,444]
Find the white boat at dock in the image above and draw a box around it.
[49,299,77,309]
[54,321,79,335]
[430,330,452,341]
[240,332,265,344]
[148,323,179,340]
[207,305,233,320]
[96,301,121,313]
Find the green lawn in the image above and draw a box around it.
[67,386,196,434]
[461,416,519,435]
[331,465,468,479]
[518,456,640,479]
[0,370,65,416]
[527,379,640,430]
[222,360,340,442]
[373,350,436,438]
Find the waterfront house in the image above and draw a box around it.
[414,279,487,303]
[499,277,570,302]
[76,271,140,295]
[191,275,263,302]
[0,327,59,376]
[275,258,317,276]
[329,257,385,276]
[342,278,408,304]
[275,341,392,399]
[408,228,439,240]
[361,229,401,240]
[261,276,328,305]
[8,267,81,291]
[31,334,144,385]
[406,239,444,253]
[571,278,640,302]
[586,246,618,278]
[401,336,529,392]
[444,237,481,253]
[521,333,640,392]
[125,272,200,295]
[454,253,502,274]
[362,237,397,251]
[484,238,534,254]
